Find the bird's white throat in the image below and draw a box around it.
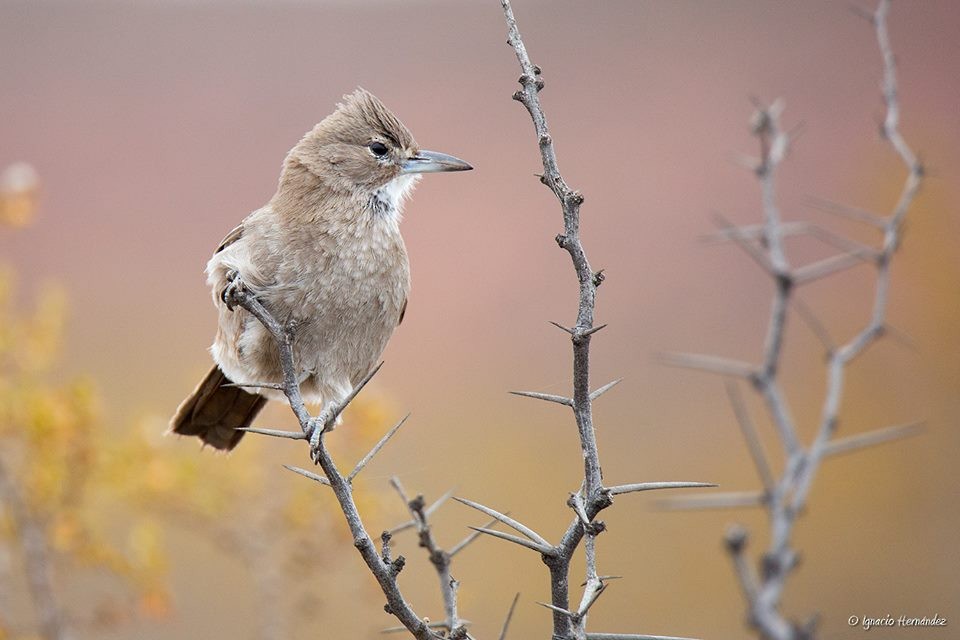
[371,173,421,222]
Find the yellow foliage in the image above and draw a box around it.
[0,265,171,630]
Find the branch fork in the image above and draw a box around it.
[672,3,923,638]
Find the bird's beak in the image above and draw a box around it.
[401,150,473,174]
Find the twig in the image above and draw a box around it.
[230,286,438,640]
[499,3,707,639]
[689,3,923,638]
[389,480,470,635]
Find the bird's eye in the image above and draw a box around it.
[369,142,389,157]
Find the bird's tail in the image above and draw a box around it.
[169,365,267,451]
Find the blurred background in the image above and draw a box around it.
[1,1,958,638]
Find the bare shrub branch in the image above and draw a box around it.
[674,3,923,638]
[493,2,711,639]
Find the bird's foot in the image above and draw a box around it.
[305,409,335,463]
[221,270,249,311]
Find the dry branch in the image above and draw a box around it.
[675,3,923,638]
[228,286,440,640]
[495,2,710,639]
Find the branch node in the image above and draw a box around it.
[390,555,406,577]
[381,530,393,563]
[724,524,749,553]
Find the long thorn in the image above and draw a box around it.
[466,527,553,555]
[803,196,887,229]
[589,378,623,401]
[536,601,573,617]
[793,252,871,285]
[450,514,501,557]
[791,296,835,352]
[607,482,717,496]
[425,487,458,518]
[382,621,465,634]
[658,491,766,511]
[497,593,521,640]
[549,321,574,335]
[508,390,574,406]
[823,421,923,458]
[659,352,756,379]
[328,361,384,424]
[711,212,777,275]
[348,414,411,481]
[388,519,416,536]
[581,576,623,586]
[454,497,551,547]
[585,634,701,640]
[583,323,608,337]
[222,381,285,390]
[725,380,776,492]
[283,464,331,486]
[234,426,306,440]
[578,583,608,617]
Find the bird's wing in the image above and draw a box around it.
[215,222,245,254]
[398,297,407,326]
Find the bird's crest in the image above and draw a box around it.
[318,88,417,151]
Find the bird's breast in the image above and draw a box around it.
[287,220,410,327]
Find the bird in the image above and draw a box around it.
[170,88,471,451]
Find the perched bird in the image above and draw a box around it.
[170,89,471,451]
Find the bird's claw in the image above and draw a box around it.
[221,271,248,312]
[306,410,334,464]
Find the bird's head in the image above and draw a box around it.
[285,88,471,207]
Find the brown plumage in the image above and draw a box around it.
[171,366,266,450]
[170,89,471,450]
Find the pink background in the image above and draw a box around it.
[2,1,958,638]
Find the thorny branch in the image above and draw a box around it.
[225,288,440,640]
[232,290,521,640]
[468,2,709,639]
[387,478,475,639]
[667,2,923,638]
